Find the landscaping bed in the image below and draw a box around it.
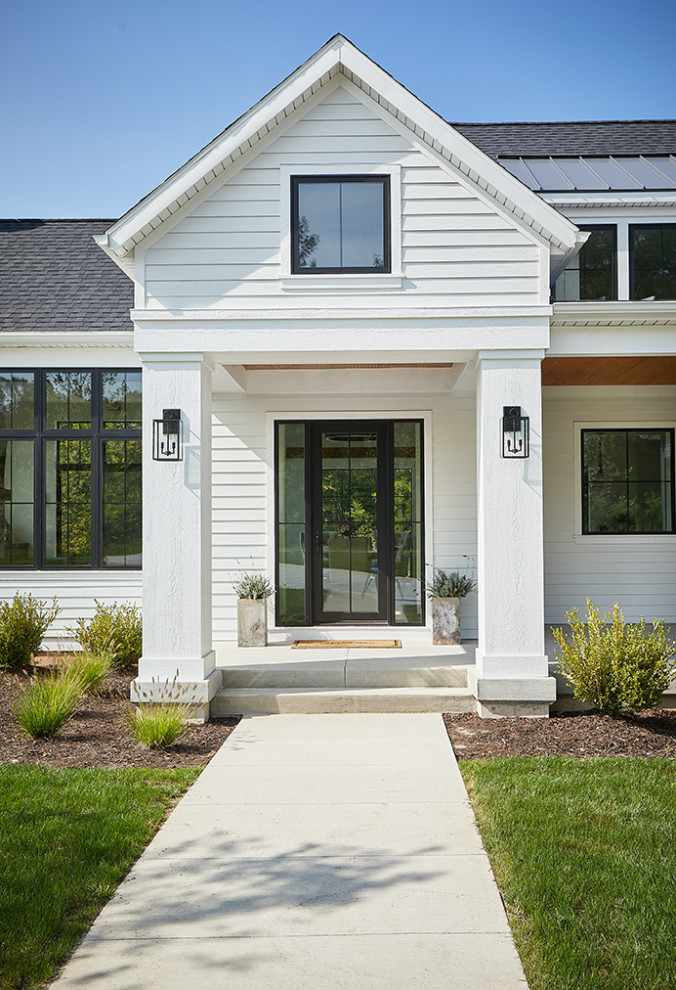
[444,708,676,759]
[0,667,238,768]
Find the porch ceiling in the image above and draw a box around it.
[542,355,676,386]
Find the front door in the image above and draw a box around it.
[275,419,425,626]
[311,421,388,622]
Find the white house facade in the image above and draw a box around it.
[1,37,674,717]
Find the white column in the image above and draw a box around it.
[134,353,219,719]
[472,350,556,717]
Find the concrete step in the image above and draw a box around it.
[220,662,470,690]
[211,686,476,715]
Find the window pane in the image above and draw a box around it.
[584,432,627,482]
[631,226,676,300]
[297,181,341,268]
[103,440,142,566]
[0,440,34,565]
[45,439,91,565]
[555,228,614,301]
[276,423,306,624]
[45,372,92,429]
[583,429,674,534]
[393,421,423,624]
[340,182,385,268]
[102,371,142,429]
[0,373,34,430]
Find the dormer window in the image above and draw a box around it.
[553,225,616,301]
[291,175,390,274]
[630,224,676,300]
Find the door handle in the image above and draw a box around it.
[314,530,323,552]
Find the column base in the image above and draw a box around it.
[468,669,557,719]
[131,662,222,724]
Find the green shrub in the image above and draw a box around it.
[0,593,59,670]
[67,650,118,695]
[426,569,476,599]
[234,572,273,599]
[73,601,142,670]
[124,677,197,749]
[13,670,82,738]
[553,598,676,715]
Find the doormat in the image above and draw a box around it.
[292,639,402,649]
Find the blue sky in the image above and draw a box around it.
[2,0,675,217]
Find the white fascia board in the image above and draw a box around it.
[101,42,344,257]
[102,35,579,258]
[0,331,134,348]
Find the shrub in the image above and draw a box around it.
[426,569,476,599]
[553,598,676,716]
[13,670,82,738]
[124,677,198,749]
[73,601,142,670]
[234,572,273,599]
[0,593,59,670]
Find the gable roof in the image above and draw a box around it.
[0,220,133,332]
[97,35,581,264]
[452,120,676,158]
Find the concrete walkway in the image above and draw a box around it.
[53,714,528,989]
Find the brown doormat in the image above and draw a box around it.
[292,639,402,649]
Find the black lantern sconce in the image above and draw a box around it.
[501,406,530,458]
[152,409,183,461]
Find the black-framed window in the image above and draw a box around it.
[630,224,676,300]
[291,175,390,274]
[582,429,674,535]
[554,226,617,301]
[0,370,142,569]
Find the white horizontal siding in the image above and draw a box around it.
[210,385,478,643]
[543,386,676,623]
[144,85,541,312]
[0,571,142,648]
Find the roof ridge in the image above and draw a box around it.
[451,119,676,126]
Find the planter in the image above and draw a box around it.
[432,596,461,645]
[237,598,268,647]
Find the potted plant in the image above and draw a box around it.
[234,573,274,647]
[427,569,476,645]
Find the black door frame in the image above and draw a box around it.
[309,420,391,624]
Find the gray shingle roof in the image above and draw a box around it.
[0,220,133,332]
[451,120,676,158]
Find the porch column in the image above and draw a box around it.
[471,350,556,717]
[133,353,219,720]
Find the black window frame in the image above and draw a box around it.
[0,368,142,570]
[290,174,391,275]
[581,427,675,536]
[553,224,617,302]
[629,223,676,301]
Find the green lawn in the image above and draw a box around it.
[0,765,199,990]
[461,757,676,990]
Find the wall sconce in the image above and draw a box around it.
[501,406,529,458]
[152,409,182,461]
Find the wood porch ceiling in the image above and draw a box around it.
[542,356,676,386]
[242,364,455,370]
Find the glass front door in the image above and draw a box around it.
[311,423,387,622]
[275,419,424,626]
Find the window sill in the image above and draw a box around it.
[572,534,676,544]
[281,274,404,292]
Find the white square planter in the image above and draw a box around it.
[432,597,461,645]
[237,598,268,647]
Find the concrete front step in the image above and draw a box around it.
[211,686,476,715]
[220,661,470,690]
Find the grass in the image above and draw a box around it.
[12,671,82,738]
[124,701,194,748]
[461,757,676,990]
[0,765,199,990]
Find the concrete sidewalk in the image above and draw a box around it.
[53,714,528,989]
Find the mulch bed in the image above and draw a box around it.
[3,658,676,766]
[444,709,676,759]
[1,667,239,769]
